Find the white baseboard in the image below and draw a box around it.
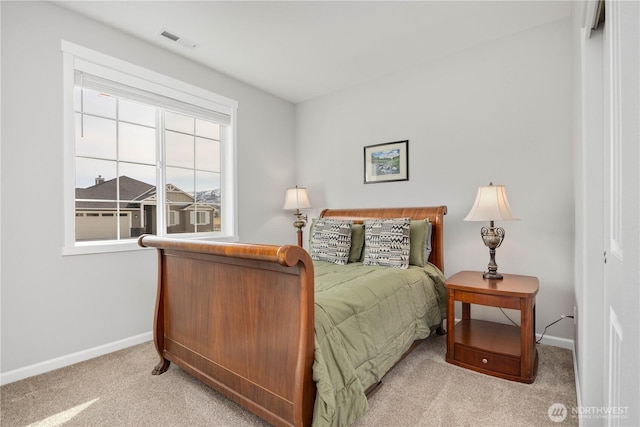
[536,333,574,350]
[0,331,153,385]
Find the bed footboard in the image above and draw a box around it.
[138,236,316,427]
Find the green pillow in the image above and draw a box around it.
[308,218,317,248]
[425,221,433,263]
[409,219,429,267]
[349,224,365,263]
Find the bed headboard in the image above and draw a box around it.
[319,206,447,273]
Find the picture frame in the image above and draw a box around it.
[363,140,409,184]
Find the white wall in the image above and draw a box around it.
[572,0,605,416]
[0,1,296,379]
[296,18,575,341]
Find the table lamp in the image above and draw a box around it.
[464,182,518,279]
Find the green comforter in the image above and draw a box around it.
[311,261,446,427]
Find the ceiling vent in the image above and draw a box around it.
[160,29,198,49]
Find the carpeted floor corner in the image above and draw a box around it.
[1,334,577,426]
[352,335,577,427]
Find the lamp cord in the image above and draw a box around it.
[536,315,573,344]
[499,308,519,327]
[499,309,574,344]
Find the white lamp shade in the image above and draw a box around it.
[464,183,518,222]
[283,187,311,210]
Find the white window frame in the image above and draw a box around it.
[62,41,238,255]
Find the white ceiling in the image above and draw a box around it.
[54,1,572,104]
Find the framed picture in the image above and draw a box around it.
[364,140,409,183]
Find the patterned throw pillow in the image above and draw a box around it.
[363,217,411,269]
[310,219,353,265]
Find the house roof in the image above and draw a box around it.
[77,176,154,201]
[76,176,155,210]
[75,176,218,212]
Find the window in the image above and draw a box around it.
[168,210,180,227]
[62,41,238,255]
[190,211,210,226]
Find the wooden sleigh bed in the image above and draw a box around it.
[138,206,447,427]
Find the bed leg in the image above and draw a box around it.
[152,358,171,375]
[436,323,447,335]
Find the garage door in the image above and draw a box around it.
[76,212,131,241]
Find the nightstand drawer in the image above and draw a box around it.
[455,344,520,376]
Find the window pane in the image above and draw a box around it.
[165,111,194,134]
[195,171,220,199]
[166,167,194,235]
[166,166,194,196]
[196,171,220,232]
[166,130,194,168]
[75,158,116,191]
[75,160,118,241]
[75,113,117,160]
[196,119,220,140]
[119,99,155,127]
[75,87,116,119]
[118,163,156,201]
[166,204,184,235]
[117,164,156,238]
[75,203,135,241]
[195,137,220,172]
[119,122,156,165]
[75,203,119,241]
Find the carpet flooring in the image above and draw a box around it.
[1,334,578,426]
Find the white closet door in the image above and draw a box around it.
[602,1,640,426]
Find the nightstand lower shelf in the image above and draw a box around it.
[448,319,533,380]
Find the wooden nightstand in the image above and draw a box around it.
[445,270,539,383]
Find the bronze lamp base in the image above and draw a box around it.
[481,220,505,280]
